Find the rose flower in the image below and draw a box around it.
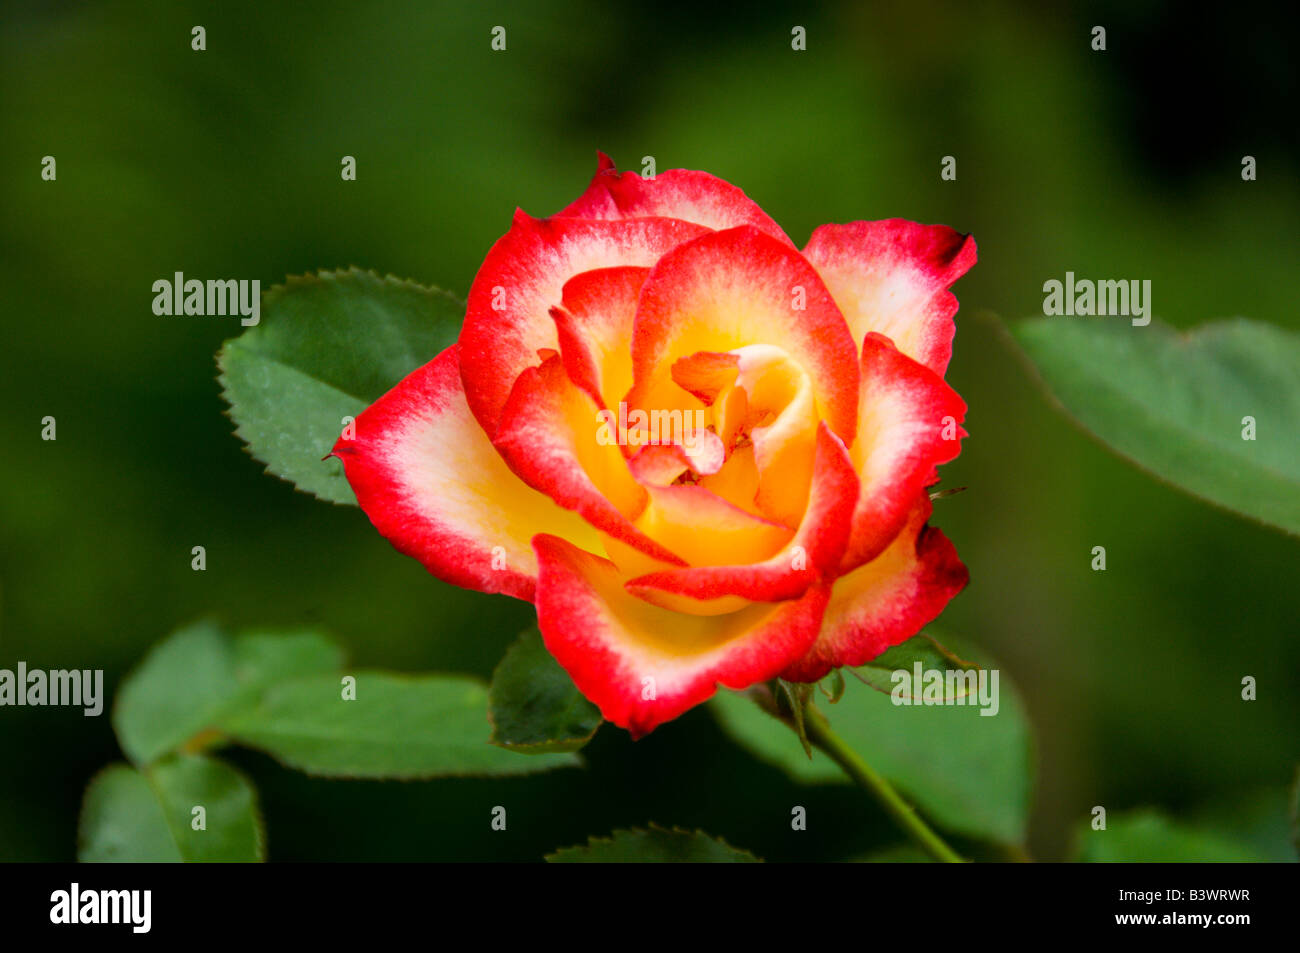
[333,155,975,736]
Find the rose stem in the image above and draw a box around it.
[799,701,967,864]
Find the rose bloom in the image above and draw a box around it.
[333,155,975,736]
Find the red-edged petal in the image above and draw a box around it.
[626,431,726,484]
[460,212,710,434]
[780,498,968,682]
[630,226,860,443]
[803,219,976,376]
[669,350,740,404]
[842,332,967,570]
[559,152,793,246]
[635,482,793,570]
[331,346,602,601]
[493,356,686,567]
[549,265,648,410]
[627,423,858,608]
[534,533,829,737]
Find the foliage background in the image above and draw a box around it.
[1,0,1296,861]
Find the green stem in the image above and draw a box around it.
[799,701,966,863]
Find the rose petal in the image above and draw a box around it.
[803,219,976,376]
[731,344,820,527]
[780,497,968,682]
[493,356,686,567]
[331,346,601,601]
[626,430,726,485]
[534,533,829,737]
[460,212,709,434]
[842,333,967,570]
[559,152,794,246]
[635,482,793,573]
[630,226,860,444]
[549,265,648,410]
[697,442,762,515]
[627,423,858,609]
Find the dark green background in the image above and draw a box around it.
[2,0,1296,861]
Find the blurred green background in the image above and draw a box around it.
[2,0,1296,862]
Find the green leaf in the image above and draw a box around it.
[146,756,264,862]
[1010,316,1300,535]
[221,671,580,778]
[79,765,180,862]
[112,620,344,765]
[488,630,602,754]
[1075,809,1266,862]
[217,269,464,504]
[1290,767,1300,860]
[546,826,761,863]
[712,637,1033,845]
[851,631,980,701]
[232,627,348,686]
[78,756,264,862]
[111,623,567,781]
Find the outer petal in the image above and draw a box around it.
[331,345,602,601]
[803,219,976,376]
[534,534,829,737]
[843,332,967,570]
[459,212,710,434]
[493,355,685,567]
[780,498,968,682]
[627,423,858,608]
[560,152,793,246]
[630,226,860,443]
